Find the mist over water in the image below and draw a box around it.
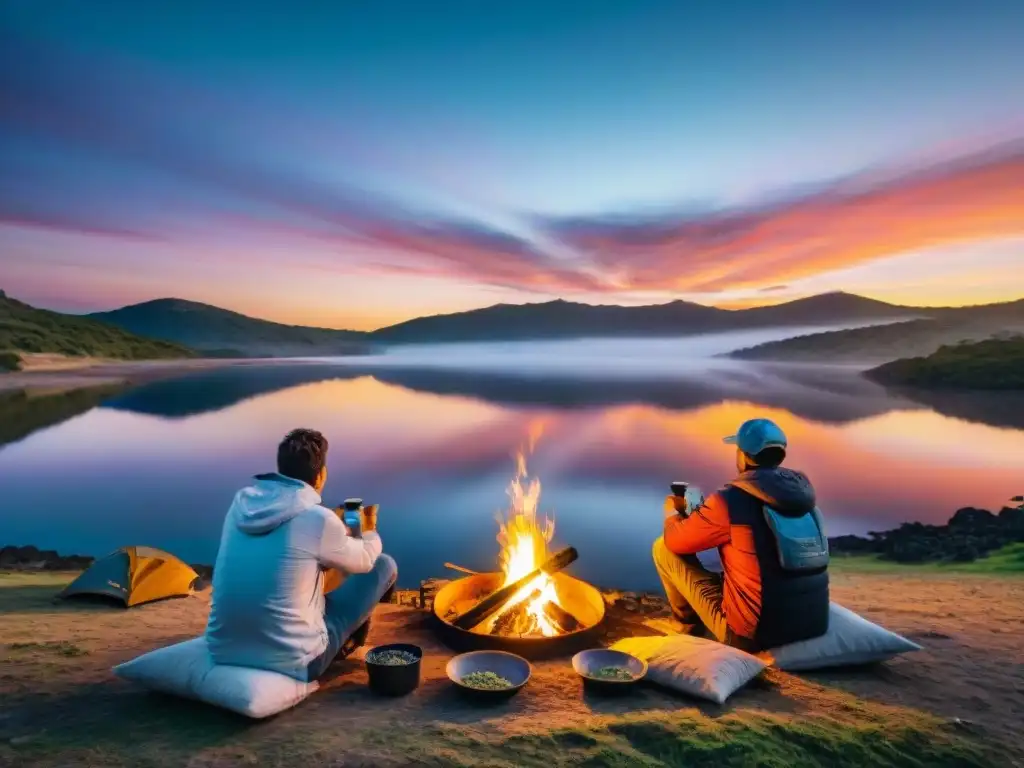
[1,323,1020,591]
[318,323,884,377]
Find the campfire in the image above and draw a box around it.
[431,441,605,658]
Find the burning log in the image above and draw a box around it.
[490,589,543,636]
[542,600,582,634]
[491,603,528,636]
[488,589,583,637]
[452,546,579,631]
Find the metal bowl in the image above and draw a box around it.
[572,648,647,694]
[446,650,531,701]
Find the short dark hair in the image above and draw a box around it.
[277,429,329,486]
[753,446,786,469]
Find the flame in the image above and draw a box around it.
[486,441,562,637]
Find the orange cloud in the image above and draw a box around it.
[554,143,1024,294]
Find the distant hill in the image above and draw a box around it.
[0,292,193,370]
[729,300,1024,365]
[90,298,374,358]
[67,291,1023,356]
[368,292,917,344]
[866,336,1024,390]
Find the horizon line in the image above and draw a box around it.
[11,288,1021,334]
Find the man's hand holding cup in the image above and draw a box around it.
[360,504,379,534]
[664,481,689,520]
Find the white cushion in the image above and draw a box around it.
[610,634,766,704]
[113,637,318,719]
[762,603,922,671]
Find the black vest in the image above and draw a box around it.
[721,485,830,649]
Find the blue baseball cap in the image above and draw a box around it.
[723,418,788,456]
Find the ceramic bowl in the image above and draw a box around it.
[571,648,647,694]
[446,650,531,701]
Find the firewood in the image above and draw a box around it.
[452,547,578,631]
[542,601,582,633]
[490,589,542,636]
[491,603,529,635]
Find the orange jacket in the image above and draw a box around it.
[663,491,762,639]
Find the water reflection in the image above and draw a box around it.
[104,362,906,424]
[1,362,1021,591]
[0,385,126,449]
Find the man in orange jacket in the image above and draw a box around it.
[652,418,830,651]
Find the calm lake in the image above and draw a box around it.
[2,333,1023,591]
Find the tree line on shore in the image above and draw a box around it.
[829,499,1024,563]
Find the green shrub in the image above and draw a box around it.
[867,336,1024,390]
[0,351,22,371]
[0,294,193,362]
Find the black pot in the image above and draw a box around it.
[364,643,423,696]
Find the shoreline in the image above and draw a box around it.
[4,540,1022,589]
[0,356,294,393]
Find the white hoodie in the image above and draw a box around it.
[205,473,383,680]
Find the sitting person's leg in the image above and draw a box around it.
[306,554,398,680]
[652,537,729,643]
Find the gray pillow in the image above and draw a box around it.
[762,602,922,671]
[113,637,318,718]
[611,634,766,704]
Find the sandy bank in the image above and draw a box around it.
[0,356,282,393]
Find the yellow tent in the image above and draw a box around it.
[59,546,199,607]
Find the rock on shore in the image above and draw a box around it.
[0,545,95,571]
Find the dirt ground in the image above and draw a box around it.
[1,569,1021,767]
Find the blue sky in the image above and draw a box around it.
[1,0,1022,328]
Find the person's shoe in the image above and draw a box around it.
[339,619,371,659]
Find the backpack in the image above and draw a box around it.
[761,505,829,573]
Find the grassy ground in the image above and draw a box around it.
[830,543,1024,576]
[1,571,1016,767]
[5,706,991,768]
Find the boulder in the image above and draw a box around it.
[190,563,214,581]
[0,546,19,567]
[16,545,40,561]
[1,545,95,571]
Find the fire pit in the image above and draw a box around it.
[431,441,606,659]
[432,570,605,659]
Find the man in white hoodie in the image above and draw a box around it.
[205,428,397,682]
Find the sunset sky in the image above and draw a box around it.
[1,1,1022,330]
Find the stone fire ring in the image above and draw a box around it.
[431,571,606,660]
